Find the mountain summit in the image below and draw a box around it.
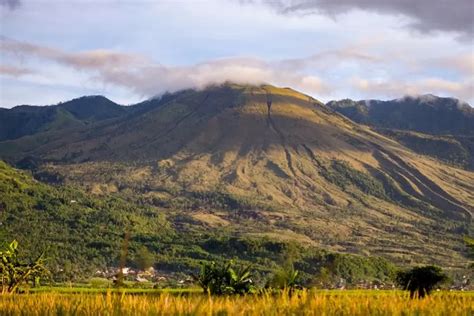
[0,96,124,142]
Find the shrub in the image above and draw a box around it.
[396,266,447,298]
[0,240,49,294]
[266,266,301,290]
[192,261,255,295]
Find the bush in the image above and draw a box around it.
[192,261,255,295]
[396,266,447,298]
[321,160,386,198]
[0,240,49,294]
[266,266,301,290]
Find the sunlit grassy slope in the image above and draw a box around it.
[0,83,472,267]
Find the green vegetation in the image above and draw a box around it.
[0,160,172,277]
[327,95,474,136]
[298,251,397,286]
[0,96,125,142]
[0,160,401,285]
[465,236,474,258]
[266,265,301,290]
[133,246,155,271]
[328,96,474,170]
[0,240,49,294]
[321,160,386,198]
[378,129,474,170]
[192,261,255,295]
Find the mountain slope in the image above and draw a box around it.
[0,84,472,268]
[327,95,474,135]
[327,96,474,170]
[0,160,172,274]
[0,96,125,142]
[57,95,127,121]
[1,160,402,283]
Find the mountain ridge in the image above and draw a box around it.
[327,95,474,170]
[326,95,474,135]
[0,95,126,142]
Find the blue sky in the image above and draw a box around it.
[0,0,473,107]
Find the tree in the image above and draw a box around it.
[0,240,49,294]
[192,261,255,295]
[266,266,300,290]
[464,236,474,269]
[313,267,332,288]
[134,246,154,271]
[266,242,302,291]
[396,266,447,298]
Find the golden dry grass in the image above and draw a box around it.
[1,290,472,316]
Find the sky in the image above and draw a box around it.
[0,0,473,107]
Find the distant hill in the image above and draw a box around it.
[57,95,127,121]
[327,95,474,135]
[0,96,126,142]
[327,96,474,170]
[0,84,472,269]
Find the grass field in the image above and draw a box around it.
[1,290,472,315]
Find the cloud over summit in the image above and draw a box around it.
[0,38,331,98]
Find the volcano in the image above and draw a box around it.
[1,83,472,267]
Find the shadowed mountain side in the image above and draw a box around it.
[0,85,354,162]
[374,129,474,171]
[327,97,474,171]
[327,96,474,136]
[0,96,126,142]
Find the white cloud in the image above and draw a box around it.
[0,64,33,77]
[0,38,333,98]
[350,76,474,102]
[431,54,474,76]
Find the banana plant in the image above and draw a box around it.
[266,265,302,291]
[0,240,49,294]
[192,260,255,295]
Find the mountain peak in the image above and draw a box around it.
[58,95,125,121]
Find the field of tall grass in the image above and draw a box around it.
[1,290,472,315]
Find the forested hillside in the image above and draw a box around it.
[0,160,402,284]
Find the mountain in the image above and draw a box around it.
[326,95,474,135]
[0,84,472,269]
[327,96,474,170]
[57,95,127,121]
[0,96,125,142]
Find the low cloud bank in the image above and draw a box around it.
[1,37,472,103]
